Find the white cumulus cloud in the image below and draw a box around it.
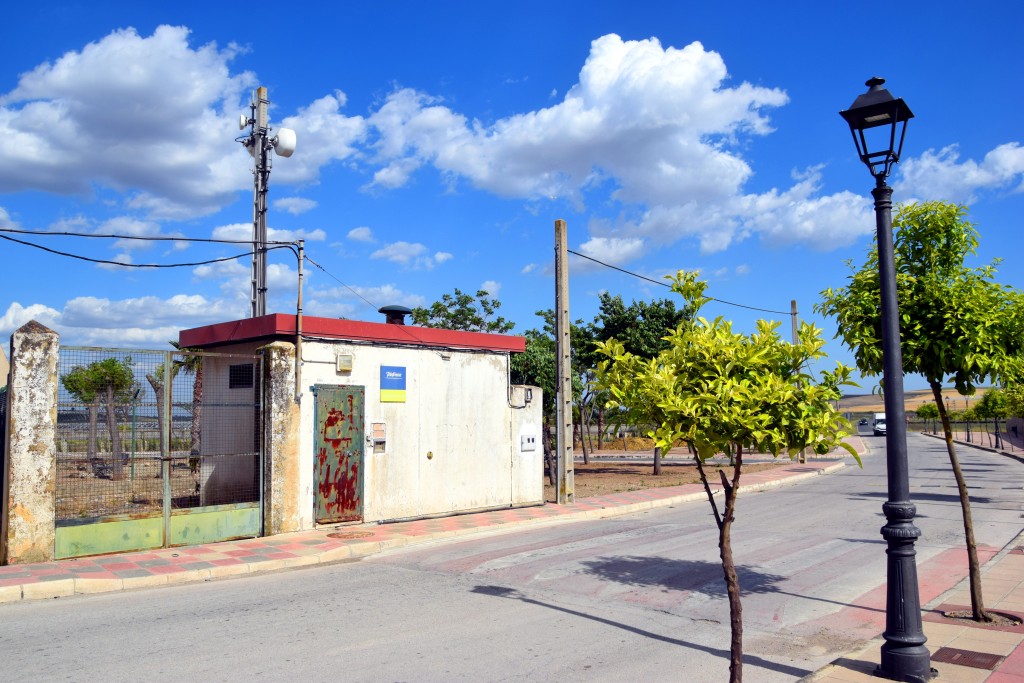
[370,241,452,270]
[0,26,365,221]
[211,222,325,243]
[896,143,1024,204]
[273,197,318,215]
[347,226,375,242]
[356,33,878,256]
[479,280,501,297]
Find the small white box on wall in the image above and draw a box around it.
[336,353,353,373]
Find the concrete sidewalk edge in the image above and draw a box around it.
[0,457,855,605]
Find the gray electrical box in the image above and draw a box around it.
[520,435,537,452]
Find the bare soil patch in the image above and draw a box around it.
[543,459,791,502]
[941,610,1023,628]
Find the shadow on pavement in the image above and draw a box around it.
[470,583,813,679]
[852,490,993,505]
[578,555,886,614]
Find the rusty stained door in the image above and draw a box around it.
[314,385,365,524]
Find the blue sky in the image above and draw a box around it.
[2,1,1022,392]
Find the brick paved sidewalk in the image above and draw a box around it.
[0,455,850,604]
[807,537,1024,682]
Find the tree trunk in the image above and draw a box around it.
[584,407,594,461]
[146,374,167,465]
[86,399,100,462]
[189,365,203,472]
[652,445,662,475]
[721,445,744,682]
[579,418,590,464]
[932,381,991,622]
[542,416,556,487]
[104,384,124,480]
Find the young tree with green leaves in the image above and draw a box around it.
[973,389,1009,420]
[817,201,1023,622]
[410,288,515,333]
[61,365,103,462]
[1006,385,1024,419]
[597,271,856,683]
[589,293,693,473]
[61,357,135,479]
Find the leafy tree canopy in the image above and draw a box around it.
[61,357,135,403]
[410,288,515,334]
[597,271,857,460]
[973,389,1009,419]
[589,292,692,362]
[1006,385,1024,419]
[817,201,1023,395]
[510,309,587,412]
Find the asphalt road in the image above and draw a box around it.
[2,433,1022,682]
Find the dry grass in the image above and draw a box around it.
[543,459,788,501]
[839,387,991,415]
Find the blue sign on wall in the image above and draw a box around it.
[380,366,407,403]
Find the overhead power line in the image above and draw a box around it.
[304,254,383,313]
[566,248,792,316]
[0,229,292,269]
[304,254,450,354]
[0,227,296,245]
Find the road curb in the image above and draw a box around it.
[920,431,1024,465]
[0,458,856,604]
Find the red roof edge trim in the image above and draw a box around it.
[179,314,526,353]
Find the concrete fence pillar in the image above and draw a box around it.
[2,321,59,565]
[261,341,301,536]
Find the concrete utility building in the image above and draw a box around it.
[178,309,543,534]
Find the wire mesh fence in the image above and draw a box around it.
[910,418,1018,451]
[56,347,262,522]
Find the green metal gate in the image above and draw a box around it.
[54,347,264,559]
[314,385,365,524]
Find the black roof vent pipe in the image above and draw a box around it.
[378,305,412,325]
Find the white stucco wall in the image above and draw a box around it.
[200,338,542,529]
[301,341,538,524]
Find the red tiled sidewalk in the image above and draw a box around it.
[809,537,1024,683]
[0,444,858,605]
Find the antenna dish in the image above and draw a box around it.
[239,114,248,131]
[273,128,296,158]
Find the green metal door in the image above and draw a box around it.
[315,385,365,524]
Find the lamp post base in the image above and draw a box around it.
[878,500,933,682]
[877,646,936,682]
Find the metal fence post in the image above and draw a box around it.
[162,351,172,547]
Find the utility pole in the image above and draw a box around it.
[554,219,574,504]
[251,87,270,318]
[790,299,799,347]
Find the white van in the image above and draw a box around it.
[873,413,886,436]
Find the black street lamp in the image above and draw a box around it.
[840,78,934,682]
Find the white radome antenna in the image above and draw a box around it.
[237,86,298,317]
[273,128,296,158]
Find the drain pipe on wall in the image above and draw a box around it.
[295,240,304,403]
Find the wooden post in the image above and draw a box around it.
[555,220,574,503]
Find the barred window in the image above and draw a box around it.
[229,364,254,389]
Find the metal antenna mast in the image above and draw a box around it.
[238,87,296,318]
